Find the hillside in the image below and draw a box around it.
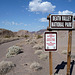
[16,30,30,36]
[0,29,14,38]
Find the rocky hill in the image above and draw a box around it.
[16,30,30,36]
[0,29,14,38]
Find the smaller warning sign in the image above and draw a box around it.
[44,32,57,51]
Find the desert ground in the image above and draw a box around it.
[0,30,75,75]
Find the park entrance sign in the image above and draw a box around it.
[50,15,73,29]
[45,14,75,75]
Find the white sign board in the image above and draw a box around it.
[44,32,57,51]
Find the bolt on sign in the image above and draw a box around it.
[50,15,74,29]
[44,32,57,51]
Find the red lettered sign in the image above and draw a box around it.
[44,32,57,51]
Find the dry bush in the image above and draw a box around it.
[38,54,48,61]
[71,55,75,59]
[4,35,11,38]
[29,39,37,45]
[37,35,43,39]
[6,46,22,58]
[34,50,43,55]
[33,44,43,50]
[24,35,29,39]
[30,62,42,71]
[61,50,67,54]
[25,39,30,42]
[0,61,16,75]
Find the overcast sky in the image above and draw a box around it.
[0,0,75,32]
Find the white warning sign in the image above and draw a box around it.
[44,32,57,51]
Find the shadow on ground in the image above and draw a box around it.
[54,60,75,75]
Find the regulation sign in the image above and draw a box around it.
[50,15,73,29]
[44,32,57,51]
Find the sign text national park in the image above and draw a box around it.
[50,15,73,29]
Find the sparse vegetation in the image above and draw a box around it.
[34,50,43,55]
[33,44,43,49]
[30,62,42,71]
[29,39,37,46]
[0,61,16,75]
[24,35,29,39]
[38,54,48,61]
[18,36,20,37]
[71,55,75,59]
[4,35,11,38]
[37,35,43,39]
[6,45,22,58]
[61,50,67,54]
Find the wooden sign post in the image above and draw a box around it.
[49,52,52,75]
[47,14,53,75]
[67,30,72,75]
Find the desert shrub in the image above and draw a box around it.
[6,45,22,58]
[4,35,11,38]
[37,35,43,39]
[18,36,20,37]
[38,54,48,60]
[24,35,29,39]
[0,61,16,75]
[29,39,37,45]
[25,39,30,42]
[71,55,75,59]
[33,44,43,50]
[30,62,42,71]
[34,50,43,55]
[61,50,67,54]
